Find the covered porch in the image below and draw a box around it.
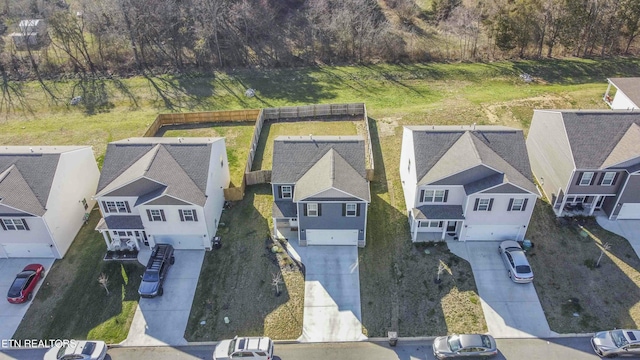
[96,216,148,259]
[553,194,608,217]
[410,205,465,242]
[273,201,299,240]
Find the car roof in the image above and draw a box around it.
[457,334,485,348]
[235,337,271,352]
[509,249,529,266]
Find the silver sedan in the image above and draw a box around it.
[432,334,498,359]
[498,240,534,283]
[592,329,640,358]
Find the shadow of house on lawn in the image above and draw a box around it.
[186,184,303,341]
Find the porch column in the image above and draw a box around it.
[441,222,447,240]
[413,220,419,241]
[101,231,111,250]
[604,83,612,103]
[589,196,599,216]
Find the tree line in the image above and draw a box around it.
[1,0,640,78]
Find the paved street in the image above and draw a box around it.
[0,337,617,360]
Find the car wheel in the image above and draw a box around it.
[158,287,164,296]
[605,354,618,358]
[170,257,175,265]
[27,293,33,301]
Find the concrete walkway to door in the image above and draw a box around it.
[449,241,554,338]
[596,217,640,259]
[287,239,366,342]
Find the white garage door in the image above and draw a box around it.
[464,225,522,241]
[617,204,640,219]
[306,230,359,246]
[153,235,204,249]
[1,243,55,258]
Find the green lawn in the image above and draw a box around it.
[13,210,144,343]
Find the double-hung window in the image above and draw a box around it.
[180,209,197,222]
[346,203,357,217]
[422,189,447,203]
[147,209,165,222]
[476,198,492,211]
[104,200,130,213]
[1,219,28,231]
[281,186,292,199]
[307,203,318,217]
[579,172,594,186]
[601,172,616,186]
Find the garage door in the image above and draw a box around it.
[306,230,358,246]
[153,235,204,249]
[617,203,640,219]
[464,225,522,241]
[1,243,55,258]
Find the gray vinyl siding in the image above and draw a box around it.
[567,171,625,195]
[618,174,640,204]
[603,196,618,216]
[298,202,366,241]
[272,184,295,201]
[526,111,574,205]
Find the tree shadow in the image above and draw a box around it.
[512,58,640,85]
[70,75,139,115]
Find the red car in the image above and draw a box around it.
[7,264,45,304]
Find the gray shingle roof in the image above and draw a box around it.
[273,201,297,218]
[609,78,640,107]
[407,126,538,194]
[559,111,640,169]
[104,215,145,229]
[272,136,369,201]
[97,138,221,206]
[0,153,62,216]
[413,205,465,220]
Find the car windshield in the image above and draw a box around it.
[515,265,532,273]
[228,338,237,356]
[611,330,629,348]
[142,271,159,282]
[448,336,462,352]
[480,335,492,348]
[8,277,27,297]
[56,345,68,359]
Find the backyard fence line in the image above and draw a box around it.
[245,170,272,185]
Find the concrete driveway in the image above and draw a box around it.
[0,258,55,341]
[123,250,204,346]
[596,217,640,259]
[449,242,553,338]
[288,242,366,342]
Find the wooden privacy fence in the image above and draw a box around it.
[262,103,365,120]
[245,170,272,185]
[143,109,261,137]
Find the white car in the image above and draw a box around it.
[213,336,274,360]
[498,240,534,283]
[44,340,107,360]
[592,329,640,358]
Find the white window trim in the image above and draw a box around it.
[579,172,594,186]
[105,200,129,214]
[511,198,524,211]
[281,185,292,199]
[150,209,163,222]
[307,203,318,217]
[601,172,616,186]
[182,209,195,221]
[477,199,490,211]
[346,203,357,217]
[2,219,26,230]
[422,189,446,203]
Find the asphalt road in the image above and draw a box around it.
[1,337,628,360]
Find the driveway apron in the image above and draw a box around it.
[293,245,366,342]
[0,258,55,341]
[596,217,640,259]
[123,250,204,346]
[449,242,553,338]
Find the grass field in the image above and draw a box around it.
[13,210,144,343]
[7,57,640,340]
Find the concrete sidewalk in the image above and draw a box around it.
[287,239,366,342]
[123,250,204,346]
[449,241,553,338]
[596,217,640,259]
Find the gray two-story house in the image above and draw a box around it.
[271,136,370,247]
[527,110,640,219]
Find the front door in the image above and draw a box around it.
[595,196,605,209]
[446,221,457,234]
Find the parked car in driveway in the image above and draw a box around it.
[44,340,107,360]
[591,329,640,358]
[213,336,274,360]
[138,244,174,298]
[7,264,44,304]
[432,334,498,359]
[498,240,534,283]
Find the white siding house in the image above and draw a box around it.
[604,78,640,110]
[400,126,539,242]
[0,146,99,258]
[94,137,230,251]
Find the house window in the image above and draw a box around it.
[281,185,292,199]
[116,201,128,212]
[105,201,117,213]
[148,209,165,222]
[509,199,525,211]
[476,198,492,211]
[104,200,130,213]
[1,219,28,231]
[180,209,197,222]
[601,172,616,186]
[566,196,585,204]
[422,190,447,203]
[580,172,594,186]
[82,198,88,210]
[346,203,357,217]
[419,221,443,228]
[307,203,318,217]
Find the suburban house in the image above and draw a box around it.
[603,78,640,110]
[527,110,640,220]
[94,137,230,251]
[0,146,99,258]
[399,125,539,242]
[271,136,370,247]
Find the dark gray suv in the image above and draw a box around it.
[138,244,175,298]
